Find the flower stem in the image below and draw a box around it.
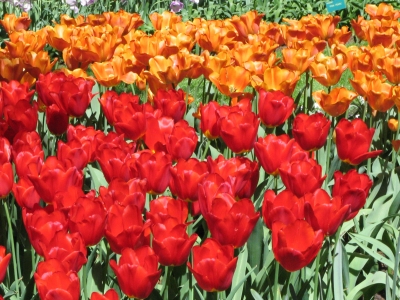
[313,251,321,300]
[274,262,280,299]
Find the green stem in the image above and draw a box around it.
[392,232,400,300]
[313,251,321,300]
[274,262,280,299]
[324,117,333,188]
[3,200,19,297]
[200,138,211,161]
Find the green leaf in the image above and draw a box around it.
[231,246,248,300]
[250,289,264,300]
[346,271,388,300]
[226,265,257,300]
[333,240,344,300]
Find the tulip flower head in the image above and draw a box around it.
[170,0,184,13]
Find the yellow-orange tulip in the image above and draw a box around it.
[243,61,272,77]
[351,16,368,40]
[59,14,86,26]
[86,14,107,26]
[300,14,341,41]
[0,57,24,82]
[365,3,400,21]
[0,12,31,34]
[23,51,58,78]
[227,11,265,41]
[195,20,238,52]
[388,119,399,132]
[281,48,314,75]
[230,41,277,66]
[328,27,352,46]
[364,20,398,47]
[313,88,357,117]
[286,37,327,55]
[6,29,47,57]
[338,45,373,73]
[260,22,285,45]
[251,66,299,96]
[103,10,144,37]
[200,50,232,79]
[91,56,138,87]
[209,65,251,97]
[365,77,394,112]
[368,44,396,72]
[122,28,146,44]
[349,70,381,98]
[381,56,400,84]
[391,86,400,110]
[280,23,307,45]
[309,52,347,87]
[46,24,73,51]
[56,68,92,80]
[150,11,182,31]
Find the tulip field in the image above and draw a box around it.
[1,0,400,299]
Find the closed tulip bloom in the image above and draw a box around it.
[153,89,187,122]
[0,246,11,283]
[304,189,350,236]
[90,289,119,300]
[146,196,188,225]
[0,162,13,199]
[388,118,399,132]
[279,158,326,197]
[152,217,198,266]
[262,189,304,230]
[205,196,259,248]
[35,259,80,300]
[169,159,208,202]
[332,170,372,220]
[313,88,358,117]
[292,113,331,151]
[166,120,198,161]
[187,238,238,292]
[335,118,382,165]
[12,178,41,209]
[258,89,294,127]
[272,220,324,272]
[254,134,308,176]
[110,246,161,299]
[197,101,221,139]
[219,110,259,154]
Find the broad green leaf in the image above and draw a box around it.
[346,271,388,300]
[231,246,248,300]
[333,240,344,300]
[226,265,257,300]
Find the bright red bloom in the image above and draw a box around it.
[12,131,43,159]
[91,289,119,300]
[304,189,350,236]
[143,115,174,152]
[197,101,220,139]
[152,217,198,266]
[153,89,187,122]
[110,246,161,299]
[219,109,259,154]
[262,189,304,230]
[36,72,95,117]
[187,238,238,292]
[14,151,43,181]
[34,259,80,300]
[39,231,87,272]
[166,120,198,161]
[0,80,34,106]
[254,134,308,176]
[279,158,326,197]
[113,102,147,141]
[0,138,11,164]
[0,162,13,199]
[292,113,331,151]
[57,139,89,170]
[0,246,11,284]
[135,150,172,195]
[335,118,382,165]
[205,195,259,248]
[12,178,41,209]
[207,155,259,198]
[272,219,324,272]
[45,104,69,135]
[169,158,208,202]
[146,196,188,225]
[105,203,149,254]
[258,89,294,127]
[332,170,372,220]
[68,195,108,246]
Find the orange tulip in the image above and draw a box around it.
[231,38,278,66]
[281,48,314,75]
[59,14,86,26]
[23,51,58,78]
[365,3,400,21]
[365,77,394,112]
[368,44,396,72]
[103,10,143,37]
[7,29,47,56]
[209,65,251,97]
[287,37,327,55]
[260,22,285,45]
[313,88,358,117]
[91,56,138,87]
[252,66,300,96]
[227,10,265,41]
[351,16,368,40]
[392,86,400,110]
[0,12,31,34]
[380,55,400,84]
[280,23,307,45]
[388,119,398,132]
[0,57,25,82]
[46,24,73,51]
[195,20,238,52]
[363,19,398,47]
[341,45,373,73]
[309,52,347,87]
[201,50,232,79]
[328,27,352,46]
[56,68,92,80]
[392,140,400,152]
[150,11,182,31]
[86,14,107,26]
[300,14,341,41]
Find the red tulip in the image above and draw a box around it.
[143,115,174,152]
[45,104,69,135]
[0,80,34,107]
[166,120,198,161]
[110,246,161,299]
[0,162,13,199]
[169,158,208,202]
[332,170,372,220]
[151,217,198,266]
[135,150,172,195]
[187,238,238,292]
[258,89,294,127]
[292,113,331,151]
[68,196,108,246]
[272,219,324,272]
[146,196,188,225]
[219,109,259,154]
[57,139,89,170]
[153,89,187,122]
[12,178,41,209]
[205,195,259,248]
[113,103,147,141]
[39,231,87,272]
[12,130,43,159]
[304,189,350,236]
[197,101,220,139]
[262,189,304,230]
[335,118,382,165]
[0,137,11,164]
[105,203,149,254]
[279,158,326,197]
[255,134,308,176]
[91,289,119,300]
[14,151,43,181]
[0,246,11,283]
[34,259,80,300]
[3,99,38,141]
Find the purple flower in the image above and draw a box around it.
[170,0,184,13]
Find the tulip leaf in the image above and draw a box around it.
[87,164,108,190]
[226,265,257,300]
[195,286,205,300]
[250,289,264,300]
[333,240,344,300]
[231,246,248,300]
[346,271,388,300]
[389,190,400,218]
[209,145,221,159]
